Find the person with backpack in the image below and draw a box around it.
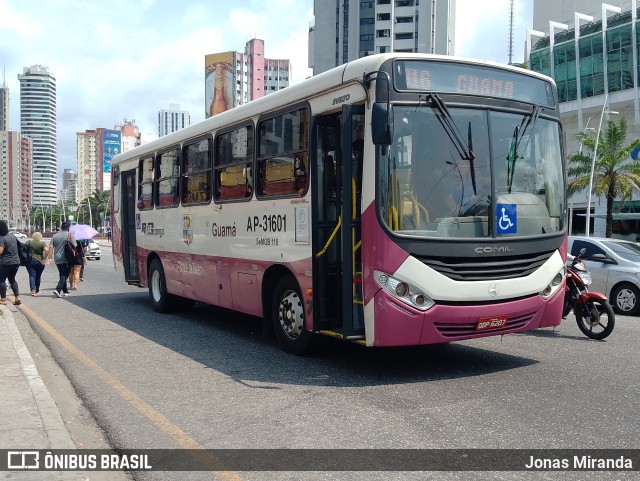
[0,220,22,306]
[25,231,49,296]
[47,221,76,298]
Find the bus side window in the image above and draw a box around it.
[155,148,180,208]
[257,107,309,198]
[182,138,212,206]
[214,124,253,202]
[138,156,154,210]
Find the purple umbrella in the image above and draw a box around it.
[70,224,98,240]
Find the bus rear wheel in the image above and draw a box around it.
[272,275,312,355]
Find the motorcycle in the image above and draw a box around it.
[562,248,615,340]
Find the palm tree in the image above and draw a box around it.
[90,189,110,229]
[568,117,640,237]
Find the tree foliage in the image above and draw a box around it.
[567,117,640,237]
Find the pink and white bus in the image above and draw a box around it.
[111,53,567,354]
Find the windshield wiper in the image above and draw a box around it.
[428,93,477,195]
[507,105,541,194]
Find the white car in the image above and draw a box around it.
[85,241,101,260]
[10,231,27,241]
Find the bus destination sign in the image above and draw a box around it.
[394,60,555,107]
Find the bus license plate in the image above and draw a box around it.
[476,316,508,331]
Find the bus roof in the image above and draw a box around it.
[112,53,554,166]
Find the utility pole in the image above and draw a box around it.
[508,0,514,64]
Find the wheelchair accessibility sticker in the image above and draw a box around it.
[496,203,517,234]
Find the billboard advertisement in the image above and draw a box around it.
[205,52,234,118]
[103,129,121,173]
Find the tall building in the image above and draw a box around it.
[76,130,98,204]
[61,169,77,204]
[309,0,456,75]
[158,104,190,137]
[18,65,57,206]
[76,127,122,199]
[115,118,140,152]
[0,71,8,131]
[205,38,291,117]
[0,131,32,226]
[529,0,639,238]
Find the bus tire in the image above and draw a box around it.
[148,258,176,313]
[272,275,312,355]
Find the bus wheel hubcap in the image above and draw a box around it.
[279,290,303,340]
[151,271,161,301]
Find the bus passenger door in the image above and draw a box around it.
[312,105,365,338]
[121,169,140,282]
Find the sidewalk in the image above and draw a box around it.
[0,302,82,479]
[1,280,127,480]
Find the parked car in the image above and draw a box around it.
[568,235,640,315]
[10,231,27,241]
[85,241,101,260]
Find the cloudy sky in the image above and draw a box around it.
[0,0,533,183]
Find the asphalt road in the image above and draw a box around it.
[11,245,640,481]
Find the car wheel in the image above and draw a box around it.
[611,283,640,315]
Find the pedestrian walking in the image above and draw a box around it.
[47,221,76,297]
[25,231,49,296]
[69,239,85,290]
[0,220,22,306]
[79,239,89,281]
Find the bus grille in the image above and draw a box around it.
[434,312,535,338]
[415,250,555,281]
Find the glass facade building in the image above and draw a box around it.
[529,5,640,238]
[530,9,638,104]
[18,64,57,206]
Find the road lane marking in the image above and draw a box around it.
[19,303,244,480]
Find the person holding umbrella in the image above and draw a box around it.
[47,221,76,297]
[69,239,86,290]
[69,224,98,284]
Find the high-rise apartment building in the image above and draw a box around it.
[18,65,57,206]
[529,0,638,237]
[76,130,98,204]
[0,75,8,131]
[0,131,32,226]
[158,104,190,137]
[205,38,291,117]
[309,0,456,75]
[115,118,158,151]
[76,127,122,199]
[115,119,140,152]
[61,169,77,204]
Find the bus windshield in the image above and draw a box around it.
[379,105,565,239]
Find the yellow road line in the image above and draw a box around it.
[19,303,244,480]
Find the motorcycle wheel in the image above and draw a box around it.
[575,299,615,340]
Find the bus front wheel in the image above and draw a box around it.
[272,276,312,355]
[149,258,175,313]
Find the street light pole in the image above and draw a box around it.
[585,93,619,237]
[86,196,92,227]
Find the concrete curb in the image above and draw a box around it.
[1,304,75,449]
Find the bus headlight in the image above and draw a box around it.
[541,267,565,299]
[374,270,435,311]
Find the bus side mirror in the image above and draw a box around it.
[372,102,392,146]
